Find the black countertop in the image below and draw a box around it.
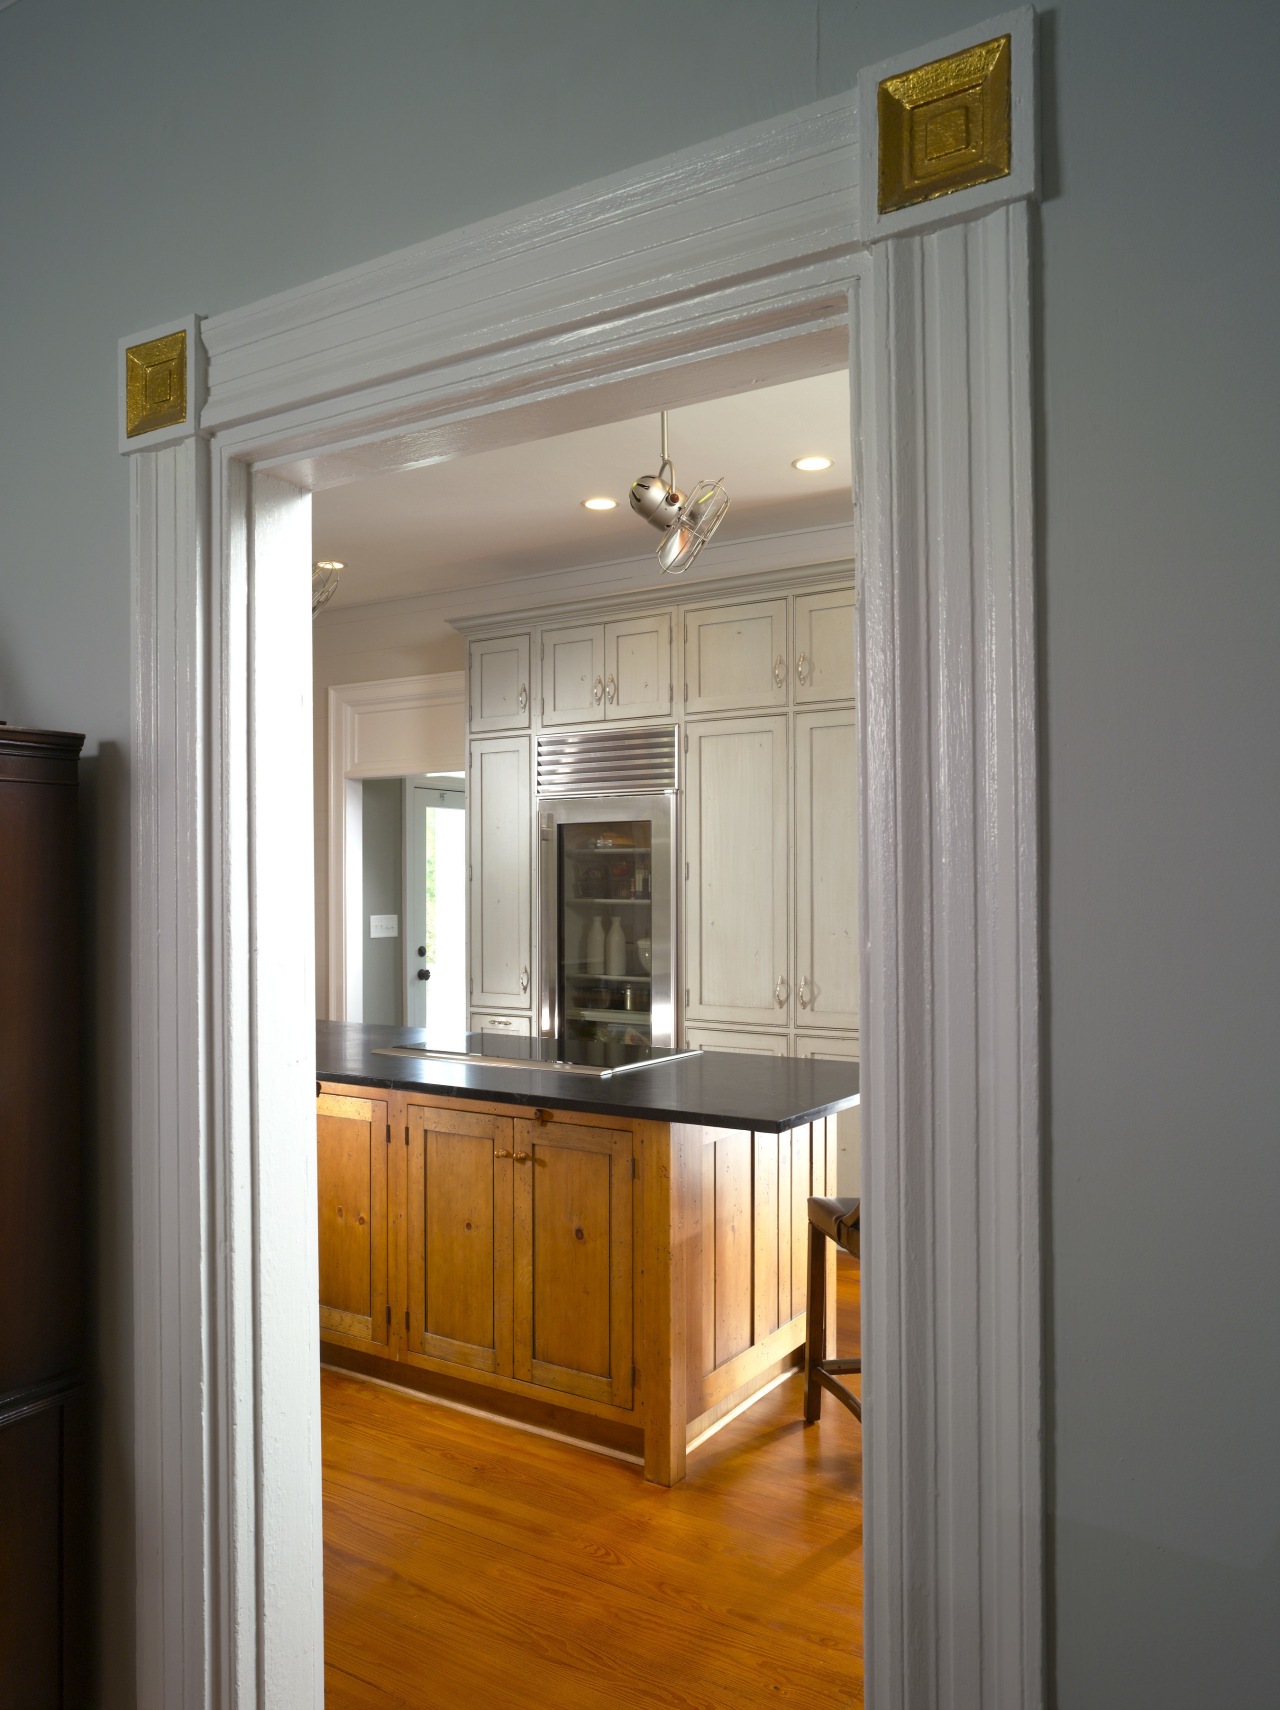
[317,1022,859,1134]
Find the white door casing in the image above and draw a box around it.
[125,11,1042,1707]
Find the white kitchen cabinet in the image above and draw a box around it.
[605,611,671,720]
[469,634,531,732]
[793,586,856,704]
[684,1024,789,1055]
[468,736,532,1011]
[541,624,606,725]
[684,716,790,1029]
[794,708,859,1035]
[542,615,671,725]
[795,1031,860,1196]
[683,598,788,715]
[469,1011,533,1037]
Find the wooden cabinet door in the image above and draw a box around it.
[512,1120,633,1410]
[794,708,860,1034]
[604,611,671,720]
[541,623,605,725]
[684,716,790,1028]
[406,1105,514,1376]
[793,586,856,704]
[683,598,788,714]
[469,634,531,731]
[468,735,532,1010]
[317,1093,390,1347]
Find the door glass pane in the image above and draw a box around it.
[423,802,466,1046]
[558,820,652,1061]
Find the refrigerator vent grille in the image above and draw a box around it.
[537,726,678,796]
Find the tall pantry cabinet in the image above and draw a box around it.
[462,574,859,1076]
[0,727,88,1709]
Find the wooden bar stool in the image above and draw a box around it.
[803,1196,861,1424]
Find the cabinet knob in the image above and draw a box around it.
[513,1151,533,1164]
[417,968,431,982]
[593,675,604,704]
[494,1149,513,1159]
[606,674,616,704]
[775,974,789,1008]
[773,654,786,687]
[518,683,528,711]
[796,650,809,685]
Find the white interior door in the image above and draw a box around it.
[405,778,467,1040]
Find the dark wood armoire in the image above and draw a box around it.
[0,727,89,1707]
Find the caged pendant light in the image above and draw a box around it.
[312,559,344,616]
[628,411,730,575]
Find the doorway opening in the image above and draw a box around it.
[311,361,863,1705]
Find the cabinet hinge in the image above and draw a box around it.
[631,1155,637,1180]
[684,860,689,880]
[683,731,688,753]
[685,988,690,1007]
[468,703,473,722]
[405,1309,410,1333]
[386,1124,391,1145]
[386,1304,391,1325]
[405,1126,409,1147]
[632,1362,638,1388]
[468,863,473,882]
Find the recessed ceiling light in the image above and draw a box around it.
[792,456,833,473]
[582,497,617,511]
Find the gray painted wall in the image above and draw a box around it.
[360,779,404,1027]
[2,2,1277,1704]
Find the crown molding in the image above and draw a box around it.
[311,520,856,638]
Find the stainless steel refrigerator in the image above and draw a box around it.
[537,727,679,1054]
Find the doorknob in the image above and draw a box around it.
[417,968,431,982]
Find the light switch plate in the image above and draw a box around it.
[369,914,398,939]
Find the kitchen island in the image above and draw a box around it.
[316,1021,859,1485]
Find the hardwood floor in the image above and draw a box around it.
[322,1254,862,1708]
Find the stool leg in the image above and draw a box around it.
[803,1221,826,1424]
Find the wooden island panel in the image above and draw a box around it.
[318,1085,837,1484]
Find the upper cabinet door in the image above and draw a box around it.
[684,715,790,1028]
[794,587,856,704]
[470,634,531,732]
[542,624,606,726]
[604,612,671,721]
[794,708,859,1034]
[683,598,788,715]
[468,736,532,1010]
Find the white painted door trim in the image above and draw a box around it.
[126,12,1042,1707]
[325,672,464,1020]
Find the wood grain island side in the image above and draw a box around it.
[315,1083,842,1485]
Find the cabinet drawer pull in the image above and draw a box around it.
[773,654,786,687]
[593,675,604,704]
[606,673,616,704]
[775,974,789,1008]
[798,976,810,1010]
[520,965,530,993]
[796,650,809,685]
[518,682,528,711]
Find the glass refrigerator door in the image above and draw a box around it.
[557,819,655,1053]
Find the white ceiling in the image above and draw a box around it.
[312,370,852,611]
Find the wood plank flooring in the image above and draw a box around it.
[322,1254,862,1708]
